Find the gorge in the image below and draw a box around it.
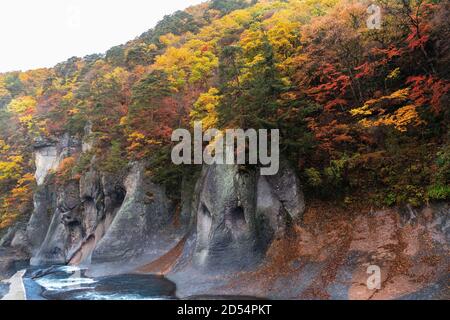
[0,132,448,300]
[0,0,449,300]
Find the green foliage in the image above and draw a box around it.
[425,142,450,201]
[384,192,397,207]
[324,158,347,187]
[100,140,128,174]
[427,185,450,201]
[105,45,126,67]
[131,71,172,110]
[139,11,200,46]
[125,43,158,67]
[210,0,250,15]
[305,168,322,188]
[3,73,24,97]
[73,151,94,177]
[217,27,287,129]
[434,144,450,185]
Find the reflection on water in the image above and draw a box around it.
[26,265,177,300]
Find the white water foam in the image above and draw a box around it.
[35,276,97,291]
[73,292,170,300]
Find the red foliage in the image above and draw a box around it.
[407,75,450,114]
[307,63,351,110]
[354,62,374,79]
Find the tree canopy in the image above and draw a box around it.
[1,0,449,229]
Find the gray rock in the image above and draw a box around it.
[0,248,29,280]
[91,163,173,264]
[10,230,28,248]
[265,160,305,221]
[30,209,67,266]
[24,184,56,253]
[33,134,81,186]
[0,227,17,248]
[192,162,305,272]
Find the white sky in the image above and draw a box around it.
[0,0,205,72]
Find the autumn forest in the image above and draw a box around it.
[0,0,449,230]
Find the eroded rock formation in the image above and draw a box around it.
[0,133,448,300]
[10,132,184,273]
[192,162,304,271]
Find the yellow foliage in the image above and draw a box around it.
[240,27,265,54]
[68,108,80,115]
[359,88,410,110]
[350,104,372,116]
[146,138,162,146]
[119,116,128,126]
[106,67,129,85]
[0,156,23,182]
[0,172,35,230]
[386,67,400,80]
[7,96,36,115]
[6,96,39,133]
[128,131,146,141]
[352,87,425,132]
[359,105,424,132]
[159,33,181,46]
[267,21,301,58]
[0,139,10,153]
[154,41,218,88]
[63,91,74,102]
[190,88,221,129]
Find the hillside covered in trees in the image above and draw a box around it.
[0,0,449,230]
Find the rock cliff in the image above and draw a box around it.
[0,133,448,300]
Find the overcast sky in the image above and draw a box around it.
[0,0,205,72]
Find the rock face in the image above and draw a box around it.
[15,135,81,256]
[169,202,449,299]
[2,130,449,300]
[25,184,56,254]
[192,162,305,272]
[30,167,126,266]
[91,163,173,264]
[3,126,305,275]
[17,145,305,272]
[33,134,79,186]
[66,168,126,265]
[30,180,83,265]
[0,248,29,281]
[25,155,180,272]
[5,133,126,266]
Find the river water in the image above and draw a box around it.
[20,265,177,300]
